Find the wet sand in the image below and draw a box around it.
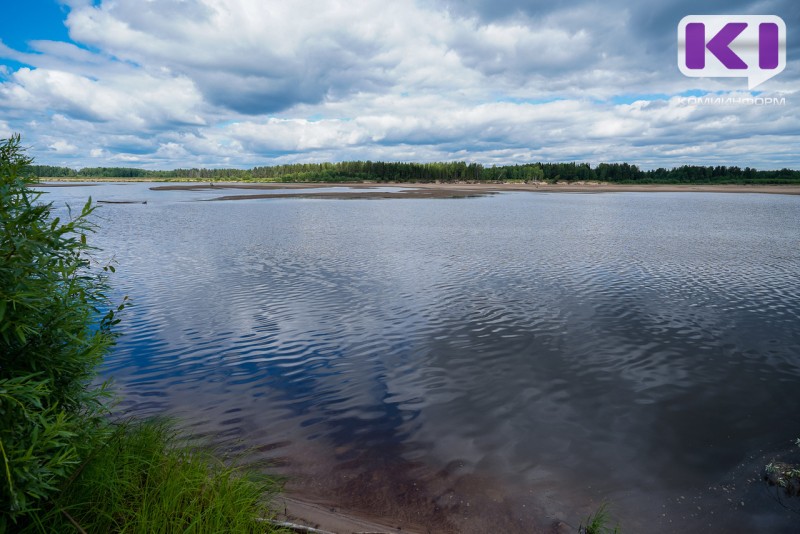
[274,496,422,534]
[246,429,581,534]
[148,182,800,200]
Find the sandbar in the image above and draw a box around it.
[148,182,800,200]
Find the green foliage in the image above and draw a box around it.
[22,419,286,534]
[25,160,800,184]
[25,165,78,179]
[0,134,122,524]
[3,135,288,532]
[579,503,620,534]
[1,134,287,533]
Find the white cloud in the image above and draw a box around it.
[449,19,598,78]
[0,68,206,130]
[0,0,796,169]
[59,0,658,112]
[217,91,799,168]
[64,0,441,113]
[154,142,191,160]
[49,139,79,153]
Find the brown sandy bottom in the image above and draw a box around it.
[149,182,800,200]
[220,411,604,534]
[109,367,772,534]
[112,388,571,534]
[266,441,578,534]
[114,384,586,534]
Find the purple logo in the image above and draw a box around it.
[678,15,786,89]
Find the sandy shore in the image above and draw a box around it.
[455,182,800,195]
[273,496,425,534]
[38,180,800,197]
[146,181,800,200]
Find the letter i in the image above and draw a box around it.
[759,23,779,69]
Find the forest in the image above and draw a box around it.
[26,161,800,184]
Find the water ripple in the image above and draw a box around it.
[40,184,800,533]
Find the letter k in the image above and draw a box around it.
[686,22,748,69]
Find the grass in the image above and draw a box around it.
[579,503,620,534]
[19,419,288,534]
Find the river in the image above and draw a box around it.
[39,183,800,533]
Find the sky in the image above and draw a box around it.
[0,0,797,170]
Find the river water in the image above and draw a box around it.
[39,183,800,532]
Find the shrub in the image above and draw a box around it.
[0,134,123,525]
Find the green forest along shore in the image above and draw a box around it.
[28,160,800,184]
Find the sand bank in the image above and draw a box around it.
[148,182,800,200]
[273,496,424,534]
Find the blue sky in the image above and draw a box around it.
[0,2,70,51]
[0,0,797,169]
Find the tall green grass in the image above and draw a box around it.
[23,418,287,534]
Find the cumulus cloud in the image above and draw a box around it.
[216,91,799,169]
[0,0,796,169]
[49,139,78,153]
[64,0,421,114]
[0,67,206,130]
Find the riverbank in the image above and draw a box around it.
[149,181,800,200]
[41,179,800,197]
[275,496,425,534]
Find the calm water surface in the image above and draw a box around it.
[40,183,800,532]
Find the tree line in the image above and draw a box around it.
[25,161,800,184]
